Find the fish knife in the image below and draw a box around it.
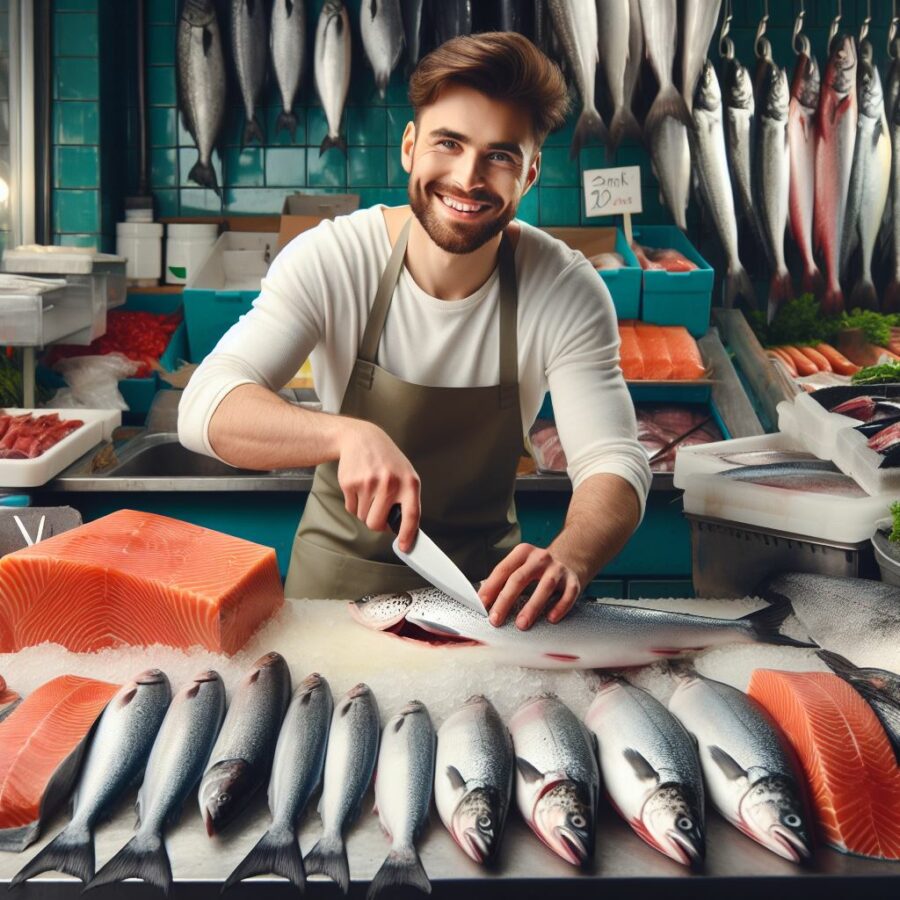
[388,504,489,616]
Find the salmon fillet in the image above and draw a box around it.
[634,323,673,379]
[749,669,900,860]
[617,321,645,380]
[0,510,284,655]
[0,675,119,851]
[661,327,705,380]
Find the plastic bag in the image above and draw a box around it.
[48,353,140,411]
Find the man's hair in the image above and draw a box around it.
[408,32,570,147]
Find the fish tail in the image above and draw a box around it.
[242,116,265,148]
[815,649,859,678]
[883,279,900,313]
[188,158,221,198]
[740,600,817,648]
[275,110,298,141]
[725,266,756,311]
[304,833,349,894]
[608,105,641,152]
[10,824,94,887]
[375,74,389,99]
[367,847,431,900]
[821,284,845,317]
[83,833,171,895]
[849,278,879,311]
[319,134,348,156]
[569,107,608,160]
[801,265,825,298]
[644,84,691,137]
[766,271,794,323]
[222,827,304,893]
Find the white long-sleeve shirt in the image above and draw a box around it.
[178,206,652,514]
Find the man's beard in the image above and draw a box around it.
[408,178,517,254]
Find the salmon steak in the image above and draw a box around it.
[0,675,119,851]
[0,509,283,655]
[749,669,900,860]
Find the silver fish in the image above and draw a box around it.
[716,449,817,467]
[841,48,891,310]
[304,683,380,893]
[314,0,352,155]
[510,694,599,867]
[584,674,704,867]
[622,0,643,132]
[886,77,900,313]
[223,673,333,892]
[176,0,226,196]
[689,60,754,309]
[11,671,171,886]
[500,0,532,33]
[668,668,813,863]
[788,50,824,296]
[547,0,606,158]
[270,0,306,140]
[598,0,640,152]
[681,0,722,116]
[434,695,514,865]
[432,0,472,45]
[637,0,690,134]
[649,115,691,230]
[231,0,268,147]
[369,700,436,900]
[401,0,424,73]
[349,589,812,670]
[755,62,793,322]
[721,459,867,496]
[360,0,404,99]
[85,672,225,894]
[198,652,291,836]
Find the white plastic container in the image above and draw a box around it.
[0,275,94,347]
[777,392,861,460]
[165,223,218,285]
[117,221,163,283]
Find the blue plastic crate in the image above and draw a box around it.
[633,225,713,337]
[597,229,642,319]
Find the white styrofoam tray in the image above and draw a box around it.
[0,408,121,488]
[3,245,125,275]
[832,425,900,497]
[777,391,862,460]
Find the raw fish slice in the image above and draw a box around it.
[661,327,705,380]
[617,321,645,380]
[0,510,283,655]
[749,669,900,860]
[634,323,673,379]
[0,675,119,851]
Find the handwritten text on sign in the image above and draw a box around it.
[583,166,643,217]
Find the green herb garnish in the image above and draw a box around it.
[852,362,900,385]
[890,501,900,543]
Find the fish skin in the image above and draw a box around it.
[176,0,226,196]
[668,668,813,863]
[499,0,532,34]
[85,672,225,895]
[584,675,705,867]
[717,449,818,466]
[304,683,380,893]
[11,671,171,887]
[368,700,436,900]
[814,34,858,316]
[510,694,599,867]
[841,48,892,311]
[360,0,404,99]
[349,588,814,670]
[231,0,267,147]
[681,0,722,116]
[434,695,514,865]
[886,88,900,312]
[788,51,824,297]
[198,652,291,837]
[597,0,640,152]
[755,62,793,323]
[720,459,867,496]
[432,0,473,46]
[314,0,351,155]
[622,0,643,129]
[637,0,691,134]
[401,0,424,74]
[547,0,605,158]
[689,60,754,310]
[648,116,691,231]
[270,0,306,140]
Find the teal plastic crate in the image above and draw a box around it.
[597,229,642,319]
[633,225,713,337]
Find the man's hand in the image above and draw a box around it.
[336,419,421,551]
[478,543,583,630]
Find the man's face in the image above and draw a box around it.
[402,85,541,254]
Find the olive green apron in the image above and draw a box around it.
[284,218,524,600]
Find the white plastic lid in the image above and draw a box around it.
[117,221,164,237]
[125,208,154,223]
[167,223,219,239]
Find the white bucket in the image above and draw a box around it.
[165,223,218,285]
[116,221,164,282]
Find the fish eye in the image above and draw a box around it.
[677,817,693,831]
[217,792,229,806]
[783,814,801,828]
[477,815,492,831]
[571,815,586,829]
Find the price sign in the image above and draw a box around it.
[582,166,643,217]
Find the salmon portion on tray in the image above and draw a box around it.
[0,510,283,655]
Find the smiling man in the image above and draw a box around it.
[178,33,651,628]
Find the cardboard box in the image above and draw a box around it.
[278,193,360,250]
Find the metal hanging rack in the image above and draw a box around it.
[860,0,872,44]
[828,0,843,54]
[755,0,773,63]
[793,0,810,56]
[719,0,735,59]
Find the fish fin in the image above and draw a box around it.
[84,833,171,895]
[375,74,389,99]
[883,279,900,313]
[608,105,642,152]
[645,84,692,136]
[515,757,544,785]
[850,278,879,311]
[821,285,845,317]
[623,748,659,783]
[801,265,825,298]
[739,601,816,648]
[816,649,859,677]
[766,272,794,324]
[320,134,348,156]
[367,847,430,900]
[242,116,265,149]
[10,824,94,886]
[708,745,747,781]
[725,266,756,311]
[187,157,221,198]
[569,107,607,160]
[445,765,466,793]
[304,834,350,894]
[222,827,304,893]
[275,111,298,141]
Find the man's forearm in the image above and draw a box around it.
[548,472,642,588]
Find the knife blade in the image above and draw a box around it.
[387,505,488,616]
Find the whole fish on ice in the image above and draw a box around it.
[231,0,268,146]
[314,0,351,154]
[360,0,404,99]
[270,0,306,140]
[720,459,867,496]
